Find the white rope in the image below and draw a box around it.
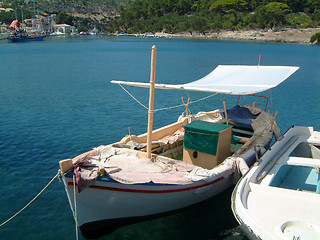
[154,92,218,112]
[118,83,218,113]
[119,84,148,110]
[61,172,79,240]
[0,172,60,227]
[61,173,76,219]
[73,174,79,240]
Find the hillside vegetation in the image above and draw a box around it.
[117,0,320,34]
[0,0,129,32]
[1,0,319,34]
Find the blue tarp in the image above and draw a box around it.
[221,105,260,130]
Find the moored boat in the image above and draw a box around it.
[7,29,44,42]
[59,46,299,239]
[7,19,45,43]
[232,126,320,239]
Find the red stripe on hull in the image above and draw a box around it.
[67,177,224,193]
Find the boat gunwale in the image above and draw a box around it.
[65,174,227,193]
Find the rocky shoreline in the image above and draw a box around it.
[151,28,320,45]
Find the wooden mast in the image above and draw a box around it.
[147,45,156,158]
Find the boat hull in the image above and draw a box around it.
[7,36,44,42]
[60,113,274,238]
[63,173,235,238]
[232,126,320,240]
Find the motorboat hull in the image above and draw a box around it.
[232,126,320,240]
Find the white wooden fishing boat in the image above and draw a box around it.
[232,126,320,240]
[59,46,299,239]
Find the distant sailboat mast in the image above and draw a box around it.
[33,0,36,29]
[21,9,23,25]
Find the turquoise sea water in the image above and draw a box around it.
[0,36,319,240]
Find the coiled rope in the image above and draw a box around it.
[118,83,218,112]
[0,171,60,227]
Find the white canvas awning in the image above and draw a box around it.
[111,65,299,95]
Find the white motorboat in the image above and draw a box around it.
[59,45,299,239]
[232,126,320,240]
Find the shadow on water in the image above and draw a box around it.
[101,188,248,240]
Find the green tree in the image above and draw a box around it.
[190,15,209,33]
[255,2,291,28]
[56,12,74,25]
[285,13,314,28]
[175,0,194,15]
[312,9,320,24]
[209,0,248,25]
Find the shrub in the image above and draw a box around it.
[286,13,314,28]
[310,32,320,43]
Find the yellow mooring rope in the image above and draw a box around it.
[0,171,60,227]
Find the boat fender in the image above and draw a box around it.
[236,157,249,176]
[177,112,185,122]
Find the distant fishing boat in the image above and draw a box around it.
[8,0,46,43]
[7,20,44,43]
[7,30,44,42]
[58,46,299,239]
[232,126,320,239]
